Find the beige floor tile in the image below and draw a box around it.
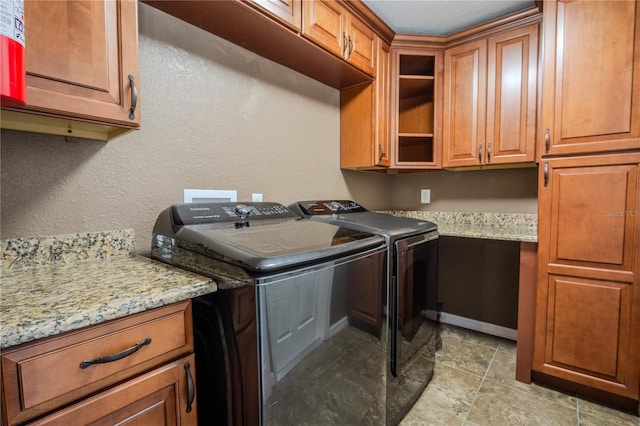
[400,400,466,426]
[440,324,504,350]
[497,338,517,354]
[484,348,577,409]
[467,379,579,425]
[578,399,640,426]
[411,364,483,417]
[436,335,496,377]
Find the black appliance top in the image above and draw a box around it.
[152,202,385,273]
[289,200,438,240]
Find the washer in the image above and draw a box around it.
[289,199,440,425]
[151,201,388,425]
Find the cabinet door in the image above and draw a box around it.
[443,39,487,167]
[345,14,376,76]
[302,0,345,58]
[29,355,197,426]
[486,24,538,165]
[247,0,301,30]
[540,0,640,156]
[21,0,139,128]
[534,153,640,399]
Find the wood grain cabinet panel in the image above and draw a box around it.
[534,153,640,400]
[13,0,140,134]
[443,39,487,167]
[302,0,375,76]
[443,24,538,168]
[340,37,390,170]
[539,0,640,156]
[1,301,194,425]
[247,0,301,30]
[29,355,197,426]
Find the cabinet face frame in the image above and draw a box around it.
[539,0,640,157]
[390,47,443,169]
[534,153,640,400]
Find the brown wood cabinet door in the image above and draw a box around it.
[247,0,301,30]
[30,355,198,426]
[302,0,345,58]
[345,14,376,76]
[21,0,140,128]
[443,39,487,167]
[534,152,640,399]
[486,24,538,165]
[539,0,640,157]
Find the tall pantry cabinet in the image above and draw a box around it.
[533,0,640,407]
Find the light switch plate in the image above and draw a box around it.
[252,193,263,202]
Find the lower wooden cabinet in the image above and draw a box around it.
[29,355,197,426]
[1,301,197,425]
[534,153,640,402]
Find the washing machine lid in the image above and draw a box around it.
[153,202,385,273]
[290,200,438,239]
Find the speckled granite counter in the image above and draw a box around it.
[380,211,537,243]
[1,231,217,349]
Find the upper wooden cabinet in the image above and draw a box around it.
[143,0,380,89]
[247,0,301,30]
[2,0,140,140]
[302,0,376,76]
[391,48,443,169]
[340,37,390,170]
[534,152,640,401]
[539,0,640,156]
[443,24,538,168]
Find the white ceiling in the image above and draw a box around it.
[361,0,536,36]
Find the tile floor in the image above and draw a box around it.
[400,324,640,426]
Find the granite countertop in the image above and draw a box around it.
[381,211,537,243]
[1,231,217,349]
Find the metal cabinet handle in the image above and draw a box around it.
[184,362,195,413]
[544,162,549,187]
[342,33,348,59]
[487,143,491,163]
[348,36,354,59]
[478,144,483,163]
[377,144,385,165]
[79,337,151,369]
[545,128,550,153]
[128,74,137,120]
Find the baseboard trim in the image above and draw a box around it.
[433,311,518,341]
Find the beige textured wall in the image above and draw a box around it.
[0,4,389,253]
[389,167,538,213]
[0,4,538,255]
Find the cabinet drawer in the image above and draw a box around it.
[1,301,193,425]
[28,354,197,426]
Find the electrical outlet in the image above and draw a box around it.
[252,193,263,202]
[421,189,431,204]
